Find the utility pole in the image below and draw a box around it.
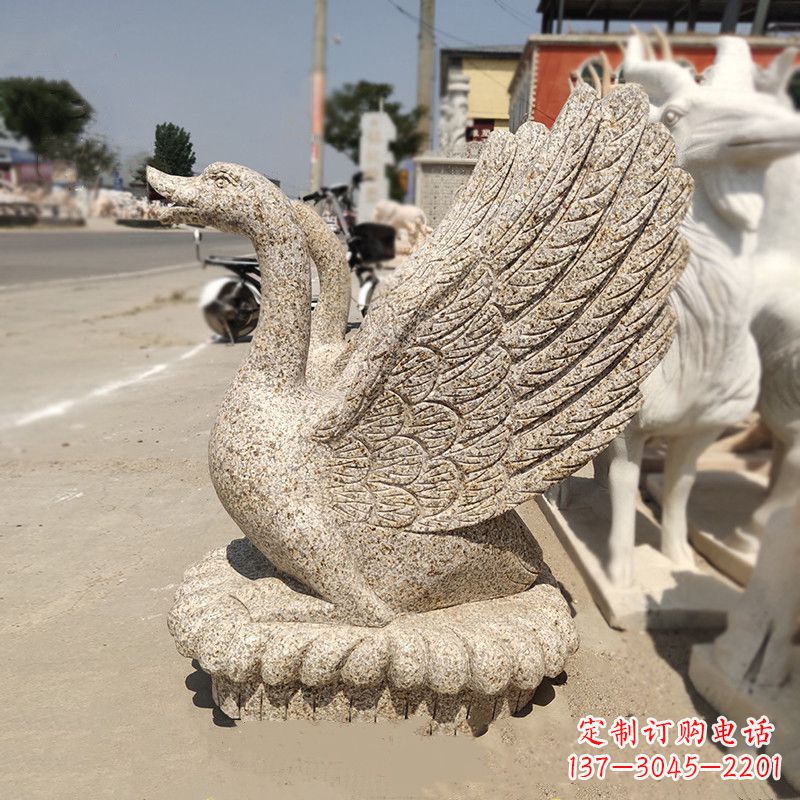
[309,0,327,191]
[752,0,771,34]
[720,0,743,32]
[416,0,435,153]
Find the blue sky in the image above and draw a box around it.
[7,1,731,195]
[3,0,545,194]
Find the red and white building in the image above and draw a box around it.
[509,33,800,131]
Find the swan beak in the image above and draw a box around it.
[146,167,204,225]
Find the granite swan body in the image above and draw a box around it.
[149,84,692,627]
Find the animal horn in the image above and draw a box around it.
[622,32,695,106]
[653,27,674,61]
[586,62,602,96]
[600,51,613,95]
[638,30,656,61]
[706,36,756,91]
[755,47,799,97]
[625,27,647,66]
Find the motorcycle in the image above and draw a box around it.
[195,174,395,343]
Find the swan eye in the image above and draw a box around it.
[662,107,684,128]
[215,176,231,189]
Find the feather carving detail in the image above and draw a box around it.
[314,84,692,534]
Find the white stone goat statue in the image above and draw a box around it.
[600,35,800,587]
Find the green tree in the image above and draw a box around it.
[325,81,424,200]
[135,122,196,183]
[60,135,119,187]
[0,77,93,176]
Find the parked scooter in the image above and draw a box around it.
[302,173,395,313]
[188,228,258,342]
[194,173,395,342]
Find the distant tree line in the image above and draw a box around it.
[0,76,118,186]
[0,77,198,190]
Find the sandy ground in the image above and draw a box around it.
[0,260,793,800]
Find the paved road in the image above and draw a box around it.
[0,229,251,287]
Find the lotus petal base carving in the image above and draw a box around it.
[169,538,578,733]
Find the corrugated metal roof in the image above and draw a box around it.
[536,0,800,24]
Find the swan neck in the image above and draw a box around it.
[246,216,311,387]
[291,201,350,345]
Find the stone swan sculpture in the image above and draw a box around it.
[156,84,692,726]
[594,35,800,588]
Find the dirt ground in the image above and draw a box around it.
[0,260,794,800]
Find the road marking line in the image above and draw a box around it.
[14,399,78,426]
[179,342,208,361]
[7,341,209,430]
[89,363,169,398]
[55,491,84,503]
[0,261,198,293]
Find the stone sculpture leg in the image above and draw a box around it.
[769,436,788,491]
[731,422,800,552]
[714,501,800,687]
[757,426,800,538]
[591,447,611,492]
[659,429,721,568]
[606,427,646,586]
[689,499,799,792]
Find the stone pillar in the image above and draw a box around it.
[356,111,396,223]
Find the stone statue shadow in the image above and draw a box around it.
[645,573,721,706]
[211,334,253,345]
[185,660,236,727]
[514,671,569,719]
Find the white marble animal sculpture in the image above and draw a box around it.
[439,72,470,155]
[599,35,800,586]
[728,48,800,553]
[714,497,800,696]
[372,198,430,248]
[151,84,691,629]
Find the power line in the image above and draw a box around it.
[384,0,481,47]
[493,0,535,26]
[385,0,518,94]
[385,0,556,127]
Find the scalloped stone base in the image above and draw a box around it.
[169,539,578,733]
[211,679,536,734]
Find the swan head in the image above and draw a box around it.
[147,162,286,239]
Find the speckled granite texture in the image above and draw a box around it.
[151,83,691,729]
[170,537,576,732]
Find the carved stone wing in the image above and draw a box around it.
[314,84,692,533]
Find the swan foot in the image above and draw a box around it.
[168,539,578,732]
